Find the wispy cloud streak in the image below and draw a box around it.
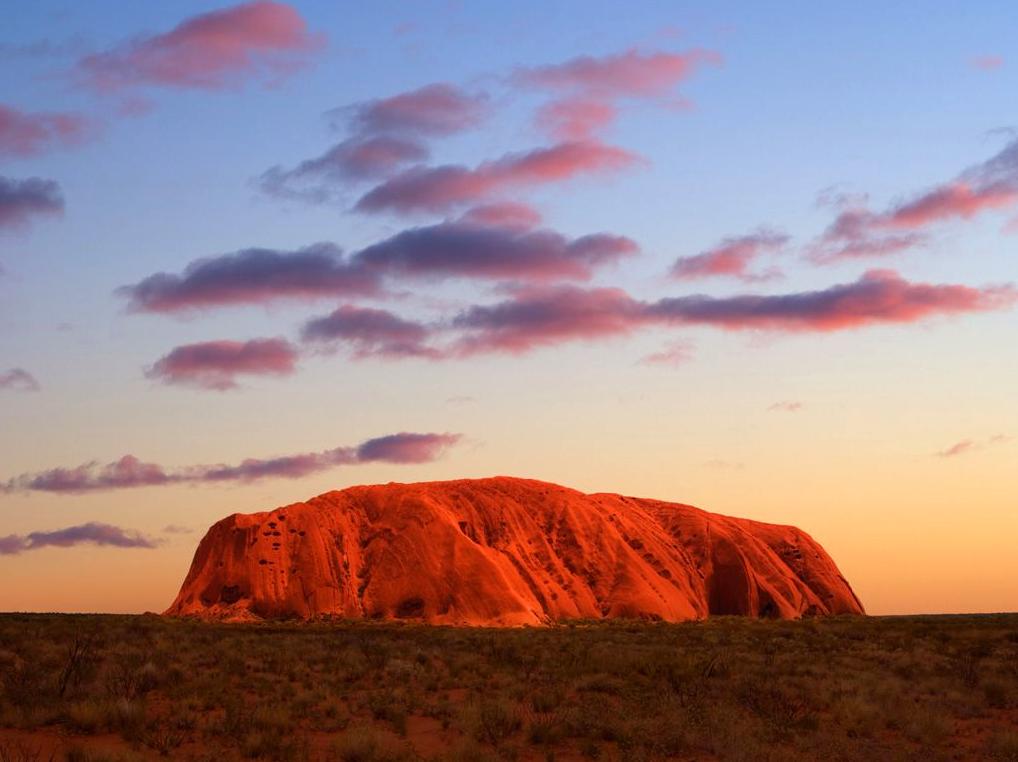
[515,48,721,139]
[355,141,637,214]
[0,368,40,392]
[811,138,1018,262]
[936,434,1010,458]
[443,271,1014,355]
[0,523,160,554]
[0,104,93,157]
[3,433,462,494]
[671,230,788,282]
[262,83,488,200]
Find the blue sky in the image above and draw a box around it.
[0,1,1016,614]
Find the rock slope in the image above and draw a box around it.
[165,477,863,624]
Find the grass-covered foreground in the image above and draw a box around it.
[0,613,1016,761]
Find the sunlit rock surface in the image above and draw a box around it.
[166,477,864,624]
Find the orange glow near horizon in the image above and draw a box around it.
[1,3,1016,617]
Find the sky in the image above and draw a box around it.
[0,1,1015,616]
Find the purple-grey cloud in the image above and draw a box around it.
[4,432,463,494]
[260,136,430,201]
[447,271,1015,355]
[0,522,160,555]
[297,269,1016,361]
[121,220,636,314]
[339,82,490,138]
[450,285,645,355]
[350,220,637,282]
[0,368,40,392]
[354,432,462,463]
[0,176,64,229]
[302,305,437,359]
[262,83,487,200]
[118,243,379,313]
[645,269,1016,332]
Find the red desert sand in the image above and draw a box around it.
[166,476,864,624]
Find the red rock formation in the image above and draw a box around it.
[165,477,863,624]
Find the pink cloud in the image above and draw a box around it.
[809,200,925,263]
[0,104,93,157]
[77,1,323,92]
[641,341,695,367]
[971,55,1004,71]
[146,338,298,390]
[515,48,721,98]
[536,98,618,140]
[885,182,1018,229]
[4,433,463,494]
[459,202,542,229]
[516,48,721,138]
[355,140,638,214]
[671,229,788,282]
[768,401,803,412]
[0,368,40,392]
[0,175,63,229]
[936,434,1011,458]
[937,439,975,458]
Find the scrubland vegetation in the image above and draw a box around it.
[1,614,1016,761]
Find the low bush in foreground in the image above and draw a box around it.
[0,613,1016,760]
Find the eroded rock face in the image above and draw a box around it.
[165,477,864,624]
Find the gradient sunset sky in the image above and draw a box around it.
[1,1,1016,616]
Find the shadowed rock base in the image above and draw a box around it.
[165,477,864,624]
